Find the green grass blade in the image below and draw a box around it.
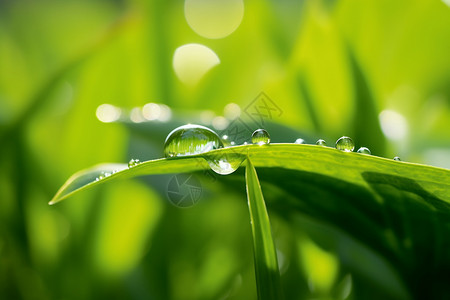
[49,144,450,296]
[245,158,283,300]
[50,144,450,205]
[346,45,386,156]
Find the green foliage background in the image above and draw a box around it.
[1,0,450,299]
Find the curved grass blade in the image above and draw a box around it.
[245,158,283,300]
[50,144,450,297]
[50,144,450,205]
[49,157,208,205]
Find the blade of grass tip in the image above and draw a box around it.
[346,44,386,156]
[245,158,283,300]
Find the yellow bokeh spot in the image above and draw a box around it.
[185,0,244,39]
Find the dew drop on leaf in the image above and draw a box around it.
[206,152,245,175]
[316,139,327,146]
[252,129,270,145]
[357,147,371,155]
[128,159,140,168]
[394,156,401,161]
[164,124,224,158]
[335,136,355,152]
[294,138,305,144]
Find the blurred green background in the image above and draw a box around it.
[1,0,450,299]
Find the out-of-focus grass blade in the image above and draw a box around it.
[0,12,134,143]
[245,158,283,300]
[347,45,386,156]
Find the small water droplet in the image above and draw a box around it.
[164,124,223,158]
[206,153,245,175]
[128,159,140,168]
[222,135,231,147]
[294,138,305,144]
[394,156,401,161]
[104,172,111,177]
[357,147,371,155]
[335,136,354,152]
[316,139,326,146]
[252,129,270,145]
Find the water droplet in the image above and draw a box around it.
[394,156,401,161]
[335,136,354,152]
[128,159,140,168]
[252,129,270,145]
[294,138,305,144]
[206,152,245,175]
[104,172,111,177]
[316,139,326,146]
[357,147,371,155]
[222,135,231,147]
[164,124,223,158]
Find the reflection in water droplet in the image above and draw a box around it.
[173,44,220,86]
[206,152,245,175]
[294,138,305,144]
[357,147,371,155]
[394,156,401,161]
[128,159,140,168]
[185,0,244,39]
[252,129,270,145]
[316,139,326,146]
[335,136,354,152]
[164,124,223,158]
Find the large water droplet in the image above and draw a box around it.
[128,159,140,168]
[335,136,354,152]
[206,152,245,175]
[294,138,305,144]
[164,124,223,158]
[316,139,326,146]
[252,129,270,145]
[394,156,401,161]
[357,147,371,155]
